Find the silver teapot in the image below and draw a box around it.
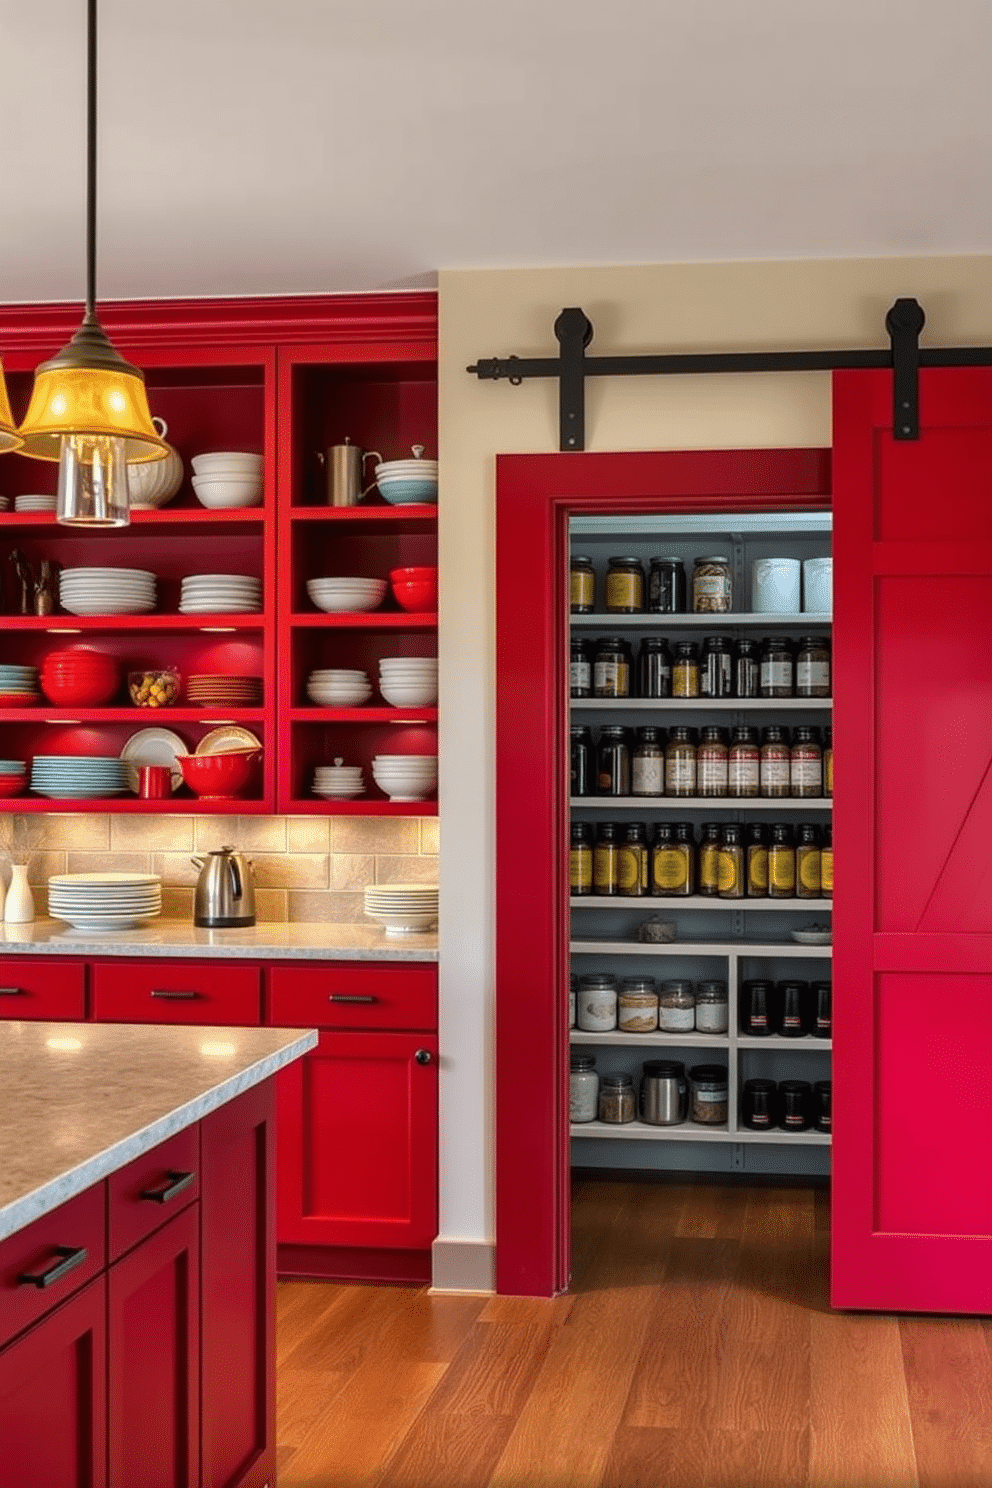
[191,846,256,928]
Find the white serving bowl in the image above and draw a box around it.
[378,665,438,677]
[191,451,263,473]
[373,754,437,765]
[379,683,438,708]
[306,578,387,613]
[372,769,437,787]
[190,478,263,510]
[307,690,372,707]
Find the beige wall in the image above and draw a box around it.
[1,814,438,921]
[435,253,992,1284]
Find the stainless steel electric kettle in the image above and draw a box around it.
[191,846,257,928]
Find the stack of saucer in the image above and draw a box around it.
[313,760,365,800]
[0,664,40,706]
[47,872,162,932]
[31,754,128,799]
[15,493,57,514]
[179,573,262,613]
[187,675,263,708]
[363,882,439,935]
[59,567,157,616]
[0,495,10,512]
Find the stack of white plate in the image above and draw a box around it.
[0,495,10,511]
[179,574,262,614]
[47,872,162,932]
[0,664,40,703]
[187,675,263,707]
[363,882,439,935]
[370,753,438,801]
[313,760,365,799]
[190,452,263,509]
[306,577,387,613]
[31,754,128,799]
[15,493,57,513]
[306,669,372,707]
[378,655,438,708]
[59,567,156,617]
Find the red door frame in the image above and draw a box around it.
[494,448,831,1297]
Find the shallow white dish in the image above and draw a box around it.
[195,725,261,756]
[789,928,832,945]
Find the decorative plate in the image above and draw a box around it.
[120,727,188,793]
[195,726,262,757]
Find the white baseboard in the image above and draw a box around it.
[430,1236,495,1293]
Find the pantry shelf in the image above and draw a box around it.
[570,612,832,630]
[569,1120,830,1145]
[570,939,833,958]
[570,797,832,811]
[571,698,832,712]
[570,1030,729,1048]
[570,896,832,911]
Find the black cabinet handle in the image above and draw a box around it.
[328,994,377,1005]
[18,1245,88,1290]
[140,1170,196,1205]
[150,989,201,1001]
[0,987,25,997]
[415,1048,433,1066]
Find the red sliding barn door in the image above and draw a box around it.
[832,368,992,1313]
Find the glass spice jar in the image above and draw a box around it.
[570,635,592,698]
[618,822,649,897]
[796,823,822,899]
[689,1064,729,1124]
[672,640,701,698]
[760,725,791,798]
[648,556,686,613]
[790,726,822,798]
[576,974,618,1032]
[570,556,596,614]
[665,726,697,797]
[570,820,593,896]
[717,823,745,899]
[593,821,621,895]
[746,822,769,897]
[820,824,833,898]
[593,636,632,698]
[701,635,734,698]
[569,974,577,1029]
[618,976,659,1032]
[728,725,760,797]
[651,822,689,896]
[674,822,697,895]
[636,636,671,698]
[733,637,760,698]
[658,979,695,1032]
[692,556,732,614]
[605,556,645,614]
[796,635,831,698]
[697,725,729,797]
[570,725,593,797]
[695,980,729,1034]
[598,1072,636,1124]
[632,726,666,797]
[823,726,833,798]
[768,823,797,899]
[596,725,631,796]
[698,822,722,897]
[569,1052,599,1121]
[760,636,794,697]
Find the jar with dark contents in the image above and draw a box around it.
[569,1052,599,1122]
[697,725,729,797]
[768,823,797,899]
[651,822,690,897]
[717,823,745,899]
[820,824,833,898]
[746,822,769,897]
[740,979,773,1035]
[697,822,722,897]
[672,640,700,698]
[618,822,649,897]
[733,637,760,698]
[632,726,665,797]
[728,725,760,798]
[648,556,686,613]
[570,725,593,797]
[596,725,631,796]
[760,725,791,798]
[823,726,833,798]
[760,636,794,697]
[795,635,831,698]
[570,635,592,698]
[674,822,697,895]
[790,726,822,798]
[692,557,732,614]
[812,979,832,1037]
[658,979,695,1033]
[689,1064,729,1125]
[777,980,810,1037]
[605,556,645,614]
[593,821,621,895]
[598,1072,636,1124]
[695,980,728,1033]
[570,821,593,896]
[778,1080,812,1132]
[637,636,671,698]
[742,1078,777,1130]
[665,726,696,798]
[795,823,822,899]
[701,635,734,698]
[618,976,658,1032]
[812,1080,831,1132]
[593,636,632,698]
[570,556,596,614]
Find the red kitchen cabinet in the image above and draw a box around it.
[92,961,262,1026]
[0,957,86,1021]
[108,1205,200,1488]
[0,1276,108,1488]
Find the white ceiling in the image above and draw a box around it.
[2,0,991,305]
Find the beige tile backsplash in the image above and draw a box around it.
[0,814,438,923]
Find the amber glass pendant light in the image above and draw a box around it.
[17,0,165,525]
[0,365,22,453]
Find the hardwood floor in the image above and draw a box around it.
[276,1177,992,1486]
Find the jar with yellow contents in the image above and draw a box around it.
[570,555,596,613]
[605,556,645,614]
[717,823,745,899]
[746,822,769,897]
[617,822,649,897]
[820,823,833,898]
[650,822,690,897]
[698,822,722,897]
[570,821,593,896]
[795,822,822,898]
[768,823,797,899]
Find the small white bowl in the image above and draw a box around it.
[379,684,438,708]
[191,451,263,473]
[190,478,263,510]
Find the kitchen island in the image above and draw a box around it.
[0,1020,317,1488]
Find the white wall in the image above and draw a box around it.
[433,253,992,1289]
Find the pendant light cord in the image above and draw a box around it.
[86,0,97,321]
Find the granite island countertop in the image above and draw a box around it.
[0,1020,317,1241]
[0,919,438,962]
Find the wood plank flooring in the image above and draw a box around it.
[276,1177,992,1487]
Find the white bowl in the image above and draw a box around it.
[191,451,263,473]
[364,908,438,934]
[307,579,386,613]
[374,754,438,765]
[379,684,438,707]
[308,691,372,707]
[190,481,263,510]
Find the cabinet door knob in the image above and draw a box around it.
[415,1048,433,1066]
[18,1245,88,1290]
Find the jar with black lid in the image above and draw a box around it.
[593,822,621,895]
[795,822,822,899]
[665,726,696,797]
[728,725,760,798]
[740,978,774,1035]
[697,725,729,797]
[569,1052,598,1122]
[701,635,734,698]
[812,979,832,1037]
[760,636,794,698]
[812,1080,831,1133]
[570,635,592,698]
[637,636,672,698]
[570,556,596,614]
[790,726,822,799]
[618,976,658,1032]
[673,822,697,895]
[640,1059,688,1124]
[746,822,769,897]
[733,637,760,698]
[570,725,593,797]
[593,637,631,698]
[605,556,645,614]
[777,979,810,1037]
[698,822,722,897]
[570,821,593,896]
[569,973,576,1028]
[742,1078,778,1130]
[648,556,686,613]
[618,822,649,897]
[632,726,665,797]
[689,1064,729,1124]
[672,641,700,698]
[717,823,744,898]
[768,823,797,899]
[823,726,833,798]
[779,1080,812,1131]
[692,557,732,614]
[695,980,728,1033]
[576,974,617,1032]
[599,1072,636,1124]
[796,635,831,698]
[821,824,833,898]
[651,822,691,897]
[658,979,695,1032]
[596,725,631,796]
[760,725,791,799]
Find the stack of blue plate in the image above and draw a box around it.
[30,754,128,799]
[0,664,40,704]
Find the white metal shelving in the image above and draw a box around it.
[570,895,832,912]
[571,939,832,959]
[570,1120,830,1145]
[570,611,832,630]
[571,796,831,811]
[572,697,832,712]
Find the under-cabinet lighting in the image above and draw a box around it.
[46,627,82,634]
[47,718,81,724]
[199,627,237,634]
[202,719,235,725]
[46,1035,83,1052]
[199,1040,236,1058]
[387,718,431,724]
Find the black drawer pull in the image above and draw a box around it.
[328,994,378,1005]
[0,987,25,997]
[18,1245,88,1290]
[140,1170,196,1205]
[150,989,201,1001]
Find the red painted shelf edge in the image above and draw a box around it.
[288,505,437,524]
[13,796,275,814]
[280,798,436,816]
[3,615,266,631]
[291,612,438,629]
[290,707,437,723]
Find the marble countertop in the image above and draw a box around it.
[0,919,438,962]
[0,1021,317,1242]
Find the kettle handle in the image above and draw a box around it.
[228,855,242,899]
[190,856,204,870]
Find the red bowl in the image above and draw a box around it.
[0,693,39,707]
[0,774,27,797]
[389,566,438,613]
[39,676,121,707]
[178,749,262,799]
